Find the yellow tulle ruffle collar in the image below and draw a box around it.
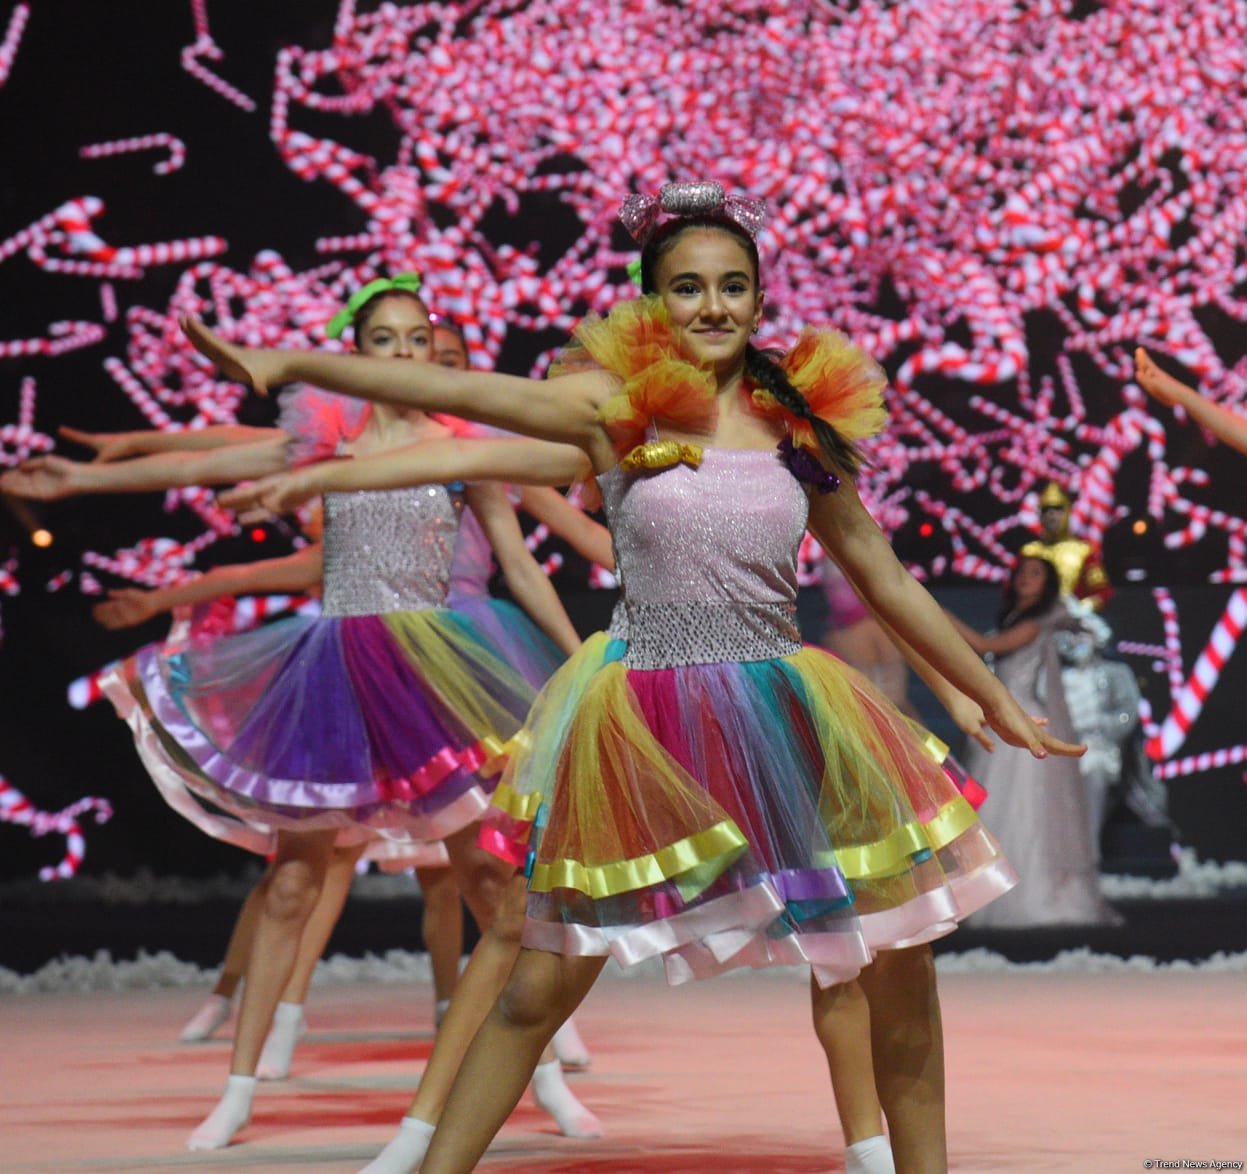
[554,296,888,467]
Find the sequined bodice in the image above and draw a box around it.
[321,485,463,617]
[598,448,807,668]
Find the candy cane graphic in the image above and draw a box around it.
[0,775,113,881]
[1145,588,1247,761]
[0,2,29,88]
[80,133,188,176]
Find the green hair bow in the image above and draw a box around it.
[325,272,423,339]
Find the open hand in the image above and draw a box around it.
[218,468,317,515]
[1134,347,1192,408]
[987,699,1085,760]
[92,588,158,630]
[944,692,994,753]
[58,426,134,463]
[0,454,82,501]
[179,316,283,397]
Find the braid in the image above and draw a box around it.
[745,345,862,476]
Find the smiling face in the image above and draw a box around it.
[353,293,432,361]
[650,226,764,378]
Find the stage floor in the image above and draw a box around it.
[2,965,1245,1173]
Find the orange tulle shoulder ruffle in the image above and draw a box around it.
[749,329,889,454]
[551,297,717,454]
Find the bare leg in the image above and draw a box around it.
[253,842,368,1079]
[810,975,885,1143]
[856,946,947,1174]
[421,947,607,1174]
[414,865,464,1015]
[187,828,337,1150]
[180,870,266,1041]
[281,842,367,1005]
[361,875,600,1173]
[216,877,265,998]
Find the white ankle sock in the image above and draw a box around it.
[186,1073,256,1151]
[256,1000,304,1080]
[552,1016,592,1070]
[358,1115,436,1174]
[530,1058,603,1138]
[179,993,233,1042]
[845,1134,895,1174]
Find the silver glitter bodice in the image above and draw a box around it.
[598,448,806,668]
[320,485,463,617]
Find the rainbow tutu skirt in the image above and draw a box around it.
[110,606,538,851]
[484,633,1016,987]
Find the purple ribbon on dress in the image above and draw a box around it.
[778,434,840,494]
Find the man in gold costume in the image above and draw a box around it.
[1019,481,1112,609]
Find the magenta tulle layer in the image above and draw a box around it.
[485,634,1017,987]
[129,606,539,843]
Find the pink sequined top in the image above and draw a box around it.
[597,447,807,669]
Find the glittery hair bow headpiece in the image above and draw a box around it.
[618,182,768,245]
[325,272,423,339]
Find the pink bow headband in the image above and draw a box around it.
[618,182,767,245]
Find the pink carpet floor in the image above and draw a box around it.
[1,965,1244,1172]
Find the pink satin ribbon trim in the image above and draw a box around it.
[379,741,488,802]
[477,822,530,868]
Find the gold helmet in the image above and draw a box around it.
[1038,481,1073,510]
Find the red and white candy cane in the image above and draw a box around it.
[1145,588,1247,761]
[181,0,256,112]
[0,774,113,881]
[80,133,188,176]
[0,2,29,88]
[1153,743,1247,783]
[0,320,106,359]
[0,376,53,467]
[67,662,121,710]
[1149,588,1187,700]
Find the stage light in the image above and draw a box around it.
[30,528,53,548]
[1132,519,1148,536]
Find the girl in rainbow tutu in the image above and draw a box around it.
[181,182,1085,1174]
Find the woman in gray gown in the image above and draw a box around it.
[949,556,1120,929]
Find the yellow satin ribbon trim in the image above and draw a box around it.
[919,731,949,765]
[618,439,704,474]
[529,820,747,898]
[831,796,978,880]
[490,778,544,822]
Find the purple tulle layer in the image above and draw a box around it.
[135,607,537,840]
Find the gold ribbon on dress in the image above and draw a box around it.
[618,439,704,474]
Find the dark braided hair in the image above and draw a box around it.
[639,214,863,476]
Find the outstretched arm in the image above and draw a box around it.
[60,424,281,462]
[464,484,581,657]
[0,436,290,501]
[180,317,620,469]
[808,479,1082,759]
[93,545,323,630]
[1136,347,1247,457]
[944,610,1039,657]
[516,486,615,571]
[218,436,594,516]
